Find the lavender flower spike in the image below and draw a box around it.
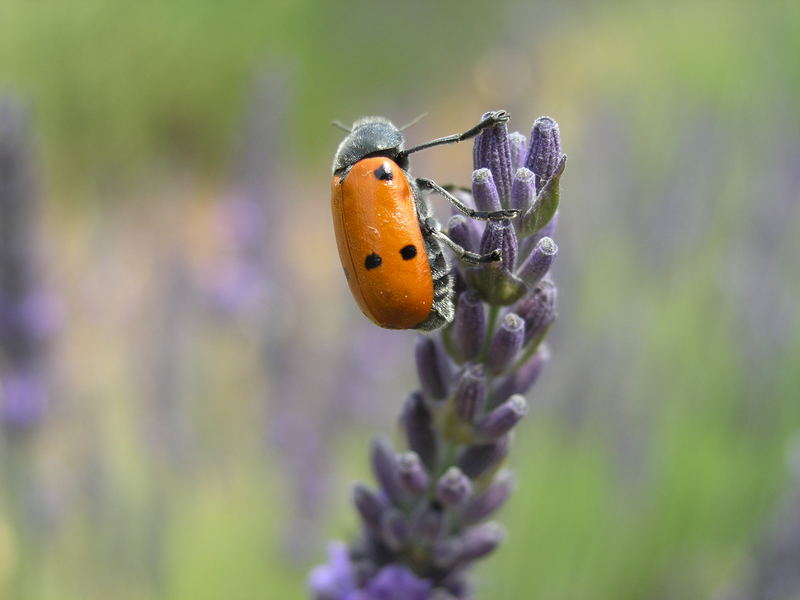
[311,111,566,599]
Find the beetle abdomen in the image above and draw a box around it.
[331,157,434,329]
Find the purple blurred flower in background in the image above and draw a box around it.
[0,95,57,436]
[310,112,566,598]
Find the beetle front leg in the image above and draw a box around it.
[423,218,501,264]
[416,178,519,221]
[399,110,510,157]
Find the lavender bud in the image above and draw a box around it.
[525,116,562,191]
[453,364,487,424]
[437,466,473,507]
[486,313,525,374]
[433,522,505,568]
[458,435,510,479]
[457,522,506,562]
[492,348,550,402]
[475,395,528,440]
[400,392,437,470]
[453,290,485,362]
[510,167,536,213]
[517,237,558,289]
[517,280,557,346]
[473,113,512,203]
[353,483,389,530]
[359,564,433,598]
[508,131,527,172]
[471,168,502,213]
[371,437,405,505]
[308,542,356,600]
[380,508,409,550]
[415,336,450,401]
[480,219,517,273]
[409,504,447,545]
[396,452,429,496]
[463,470,515,525]
[446,214,478,255]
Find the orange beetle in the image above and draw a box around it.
[331,113,518,330]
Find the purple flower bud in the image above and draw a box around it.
[360,564,433,600]
[433,522,505,568]
[473,113,512,203]
[371,437,406,505]
[475,394,528,440]
[396,452,429,496]
[353,483,389,530]
[1,370,47,432]
[471,168,502,213]
[380,508,410,550]
[437,466,473,507]
[508,131,527,172]
[486,313,525,374]
[457,522,506,562]
[453,290,485,362]
[525,116,562,192]
[453,364,487,424]
[446,214,478,255]
[308,542,357,600]
[517,280,557,346]
[458,435,510,479]
[480,219,517,273]
[463,470,515,525]
[415,336,451,401]
[509,167,536,213]
[517,237,557,289]
[492,348,550,402]
[409,504,447,545]
[400,392,438,470]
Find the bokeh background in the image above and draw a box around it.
[1,1,799,599]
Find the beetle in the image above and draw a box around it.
[331,111,517,331]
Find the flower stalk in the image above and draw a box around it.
[311,111,565,599]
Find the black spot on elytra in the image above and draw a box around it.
[400,244,417,260]
[364,252,382,270]
[373,162,394,181]
[343,267,350,281]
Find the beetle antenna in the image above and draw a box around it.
[400,113,428,131]
[331,120,352,133]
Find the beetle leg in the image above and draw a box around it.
[423,218,501,264]
[398,110,510,157]
[416,178,519,221]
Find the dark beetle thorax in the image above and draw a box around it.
[332,118,406,174]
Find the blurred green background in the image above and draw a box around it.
[1,1,799,599]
